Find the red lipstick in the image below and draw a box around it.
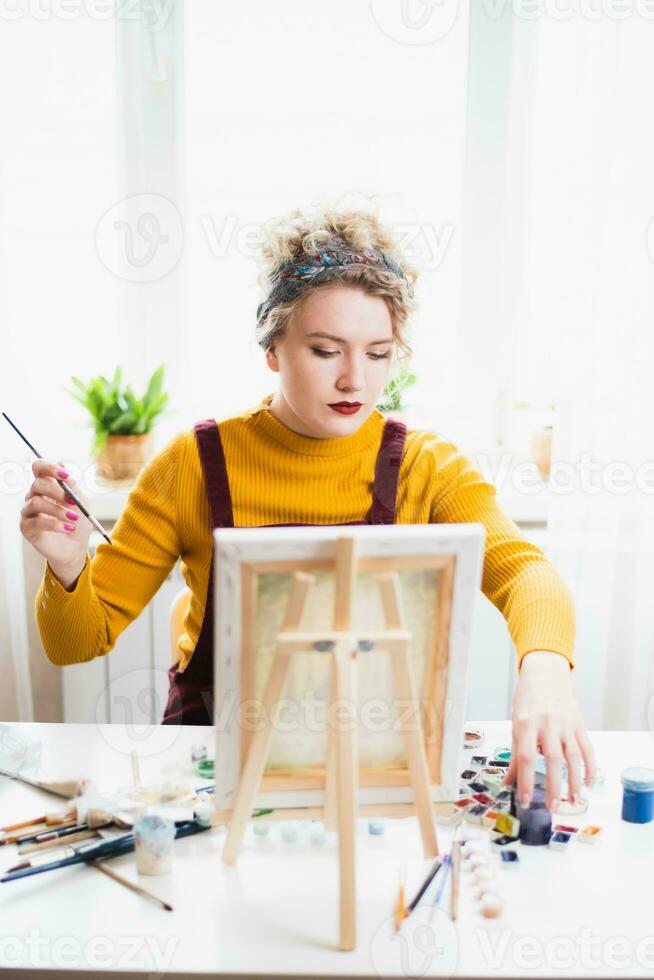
[328,402,362,416]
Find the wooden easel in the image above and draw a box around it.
[221,538,439,951]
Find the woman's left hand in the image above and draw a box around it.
[502,651,596,811]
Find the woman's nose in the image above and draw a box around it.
[337,360,366,391]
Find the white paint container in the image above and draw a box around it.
[133,814,175,875]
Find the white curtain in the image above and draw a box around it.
[518,16,654,729]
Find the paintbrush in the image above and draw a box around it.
[394,864,407,931]
[430,854,451,922]
[1,819,210,882]
[92,862,173,911]
[14,809,119,845]
[6,820,86,847]
[1,411,111,544]
[14,830,100,862]
[1,808,74,833]
[450,840,461,921]
[0,767,86,800]
[0,819,79,846]
[405,858,442,918]
[130,750,141,788]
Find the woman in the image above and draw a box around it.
[22,204,595,810]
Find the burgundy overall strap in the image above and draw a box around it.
[194,419,234,529]
[369,418,407,524]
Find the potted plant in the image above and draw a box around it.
[67,365,169,481]
[377,366,417,422]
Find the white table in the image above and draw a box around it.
[0,721,652,979]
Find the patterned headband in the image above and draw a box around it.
[256,234,414,331]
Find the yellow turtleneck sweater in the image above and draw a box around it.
[35,397,575,671]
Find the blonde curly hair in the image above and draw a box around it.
[255,198,418,360]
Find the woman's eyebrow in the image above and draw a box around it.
[306,331,393,345]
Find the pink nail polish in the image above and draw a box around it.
[66,511,78,521]
[521,793,531,806]
[57,469,69,480]
[63,523,75,532]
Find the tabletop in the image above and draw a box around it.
[0,720,652,979]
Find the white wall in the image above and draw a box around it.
[181,0,470,435]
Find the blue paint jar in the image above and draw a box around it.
[621,767,654,824]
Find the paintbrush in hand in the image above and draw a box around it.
[1,411,111,544]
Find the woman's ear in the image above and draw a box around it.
[265,346,279,373]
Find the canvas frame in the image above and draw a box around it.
[213,524,484,812]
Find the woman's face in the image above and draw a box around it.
[265,285,395,438]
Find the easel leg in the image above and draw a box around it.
[389,640,439,857]
[223,573,313,866]
[377,573,439,858]
[333,638,358,952]
[222,648,294,865]
[323,658,338,832]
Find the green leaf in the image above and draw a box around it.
[143,365,165,410]
[108,410,136,434]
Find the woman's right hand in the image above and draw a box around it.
[20,461,92,585]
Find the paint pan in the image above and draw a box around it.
[464,729,485,749]
[549,831,572,851]
[578,825,602,844]
[499,849,519,865]
[492,833,520,847]
[468,781,488,794]
[465,804,489,824]
[494,812,520,838]
[434,804,463,826]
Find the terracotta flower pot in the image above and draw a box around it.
[95,433,153,482]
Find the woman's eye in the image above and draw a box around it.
[309,348,392,360]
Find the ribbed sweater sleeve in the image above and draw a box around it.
[425,437,576,668]
[35,433,184,666]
